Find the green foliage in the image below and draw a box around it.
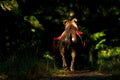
[0,0,19,11]
[43,51,54,60]
[31,28,35,32]
[98,47,120,60]
[90,31,107,50]
[91,32,106,41]
[95,39,106,50]
[24,15,44,30]
[98,47,120,75]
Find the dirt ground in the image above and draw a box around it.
[40,70,114,80]
[1,70,119,80]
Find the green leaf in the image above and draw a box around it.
[24,15,44,30]
[91,32,106,41]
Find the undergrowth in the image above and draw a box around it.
[98,47,120,76]
[0,52,56,80]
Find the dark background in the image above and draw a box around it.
[0,0,120,79]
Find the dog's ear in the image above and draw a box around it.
[72,18,77,22]
[63,20,68,25]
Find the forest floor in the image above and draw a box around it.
[1,70,120,80]
[39,70,116,80]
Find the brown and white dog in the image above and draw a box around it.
[53,18,86,71]
[59,18,81,71]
